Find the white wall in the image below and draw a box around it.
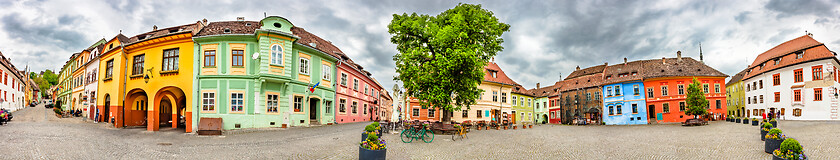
[744,59,840,120]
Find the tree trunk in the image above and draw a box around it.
[442,110,452,123]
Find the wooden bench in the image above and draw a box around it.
[682,118,707,126]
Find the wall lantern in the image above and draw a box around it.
[144,74,150,83]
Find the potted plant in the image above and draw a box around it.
[359,133,387,160]
[529,124,533,128]
[765,128,786,154]
[773,138,807,160]
[743,117,749,124]
[362,122,382,142]
[736,117,742,123]
[752,118,759,126]
[761,122,773,141]
[770,118,778,128]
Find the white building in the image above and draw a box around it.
[0,51,27,112]
[743,34,840,121]
[83,44,103,120]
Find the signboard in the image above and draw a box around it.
[656,113,663,121]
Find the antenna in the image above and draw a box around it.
[699,42,703,62]
[264,12,267,18]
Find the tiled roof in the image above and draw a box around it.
[483,62,518,86]
[742,35,836,80]
[195,21,260,36]
[291,27,342,59]
[128,22,203,44]
[565,64,606,80]
[511,84,531,95]
[602,60,645,84]
[531,82,562,97]
[640,57,728,79]
[725,68,748,86]
[561,73,604,92]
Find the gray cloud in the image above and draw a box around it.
[1,13,90,49]
[765,0,837,18]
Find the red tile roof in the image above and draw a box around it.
[602,60,645,84]
[726,68,748,86]
[743,35,837,80]
[565,64,606,80]
[561,73,604,92]
[483,62,518,86]
[195,21,260,36]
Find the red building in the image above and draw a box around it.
[642,53,728,123]
[406,97,442,122]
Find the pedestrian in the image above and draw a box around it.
[762,112,766,120]
[769,111,774,120]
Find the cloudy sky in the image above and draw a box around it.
[1,0,839,92]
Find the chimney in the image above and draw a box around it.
[537,83,540,89]
[662,57,666,64]
[576,66,580,71]
[237,17,245,21]
[677,51,682,61]
[624,58,628,65]
[153,25,158,31]
[491,57,495,62]
[202,18,208,25]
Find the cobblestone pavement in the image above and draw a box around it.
[2,106,838,159]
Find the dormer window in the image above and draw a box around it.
[273,22,282,28]
[759,64,763,70]
[223,28,231,33]
[246,23,252,26]
[796,51,804,59]
[774,58,780,65]
[491,71,497,78]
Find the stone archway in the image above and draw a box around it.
[125,89,148,127]
[154,86,187,132]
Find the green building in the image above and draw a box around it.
[531,82,560,124]
[725,68,748,117]
[511,84,534,124]
[193,17,338,130]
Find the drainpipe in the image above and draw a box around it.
[120,45,127,128]
[193,40,201,132]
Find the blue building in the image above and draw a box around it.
[601,60,648,125]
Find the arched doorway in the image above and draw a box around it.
[154,87,187,132]
[102,94,111,123]
[542,114,548,124]
[125,89,148,127]
[309,97,320,125]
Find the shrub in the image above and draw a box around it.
[743,117,749,120]
[360,131,386,150]
[769,119,777,122]
[765,128,785,140]
[762,122,774,129]
[53,107,62,115]
[365,124,377,132]
[780,138,802,154]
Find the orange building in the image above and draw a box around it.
[406,97,442,122]
[642,53,728,123]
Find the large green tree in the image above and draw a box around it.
[42,69,58,85]
[685,78,709,119]
[388,3,510,122]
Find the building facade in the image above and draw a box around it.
[510,85,534,124]
[96,34,130,127]
[558,65,605,124]
[0,51,26,111]
[725,68,748,117]
[601,60,648,125]
[449,62,516,123]
[643,53,728,123]
[743,35,840,121]
[335,53,381,124]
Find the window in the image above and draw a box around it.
[815,88,823,101]
[812,66,823,80]
[796,52,803,59]
[270,44,283,65]
[501,93,506,103]
[759,95,763,103]
[616,105,622,114]
[586,93,591,101]
[606,87,612,96]
[364,86,369,95]
[608,106,614,115]
[364,104,368,114]
[340,73,347,86]
[703,84,709,93]
[752,82,757,90]
[476,110,482,118]
[162,48,179,71]
[677,85,685,95]
[412,108,419,117]
[231,93,244,112]
[339,99,346,113]
[462,110,468,118]
[774,92,780,102]
[661,86,668,96]
[293,96,303,112]
[536,102,539,109]
[232,50,244,67]
[774,58,780,65]
[773,74,780,86]
[322,64,330,80]
[520,97,524,106]
[794,69,803,82]
[746,84,750,92]
[353,79,359,90]
[132,55,144,75]
[662,103,670,113]
[793,108,801,117]
[715,100,721,109]
[633,85,640,96]
[105,60,114,79]
[679,102,685,112]
[428,108,435,117]
[298,57,309,74]
[631,104,638,113]
[595,92,600,101]
[324,100,332,113]
[512,96,517,105]
[267,94,278,113]
[714,84,720,93]
[352,101,358,114]
[615,86,621,96]
[647,88,654,98]
[492,91,498,102]
[527,99,532,107]
[543,102,547,108]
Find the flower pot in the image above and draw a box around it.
[477,126,482,130]
[773,153,808,160]
[760,129,769,141]
[743,120,749,124]
[736,119,741,123]
[359,146,386,160]
[752,120,759,126]
[362,132,383,142]
[504,126,508,130]
[770,121,777,128]
[529,125,533,128]
[513,126,517,130]
[765,138,785,153]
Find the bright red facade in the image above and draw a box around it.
[644,77,727,123]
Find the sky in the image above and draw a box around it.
[1,0,839,92]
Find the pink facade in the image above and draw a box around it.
[335,61,382,124]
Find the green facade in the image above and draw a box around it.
[534,97,549,124]
[511,92,534,124]
[193,17,337,130]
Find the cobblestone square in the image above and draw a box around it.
[2,107,838,159]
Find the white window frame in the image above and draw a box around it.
[353,79,359,91]
[340,73,347,86]
[270,44,283,66]
[230,92,244,113]
[201,91,216,112]
[294,95,303,113]
[299,57,310,75]
[266,94,279,113]
[322,64,330,80]
[324,100,332,114]
[339,99,347,114]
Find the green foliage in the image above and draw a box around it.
[768,128,782,135]
[762,122,774,129]
[53,107,61,115]
[743,117,749,120]
[780,138,803,154]
[389,3,510,122]
[752,118,758,121]
[365,124,377,132]
[770,119,777,122]
[42,70,58,85]
[367,133,379,142]
[684,78,709,118]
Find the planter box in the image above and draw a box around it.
[752,120,759,126]
[362,132,383,142]
[760,129,769,141]
[770,121,777,128]
[743,120,749,124]
[736,119,741,123]
[773,153,808,160]
[765,138,785,153]
[359,147,386,160]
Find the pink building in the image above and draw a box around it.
[334,55,382,123]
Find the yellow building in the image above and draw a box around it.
[96,34,130,128]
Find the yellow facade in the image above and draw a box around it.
[96,36,127,127]
[450,81,514,123]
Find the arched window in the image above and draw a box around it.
[270,44,283,65]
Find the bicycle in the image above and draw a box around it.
[400,122,434,143]
[451,124,468,141]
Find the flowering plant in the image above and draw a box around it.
[773,138,806,160]
[762,122,774,131]
[363,122,381,135]
[360,134,387,150]
[770,118,777,122]
[453,124,461,128]
[765,128,785,140]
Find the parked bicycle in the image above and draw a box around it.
[400,122,434,143]
[451,124,468,141]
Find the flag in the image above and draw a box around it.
[309,82,320,93]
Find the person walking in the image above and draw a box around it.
[762,112,766,120]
